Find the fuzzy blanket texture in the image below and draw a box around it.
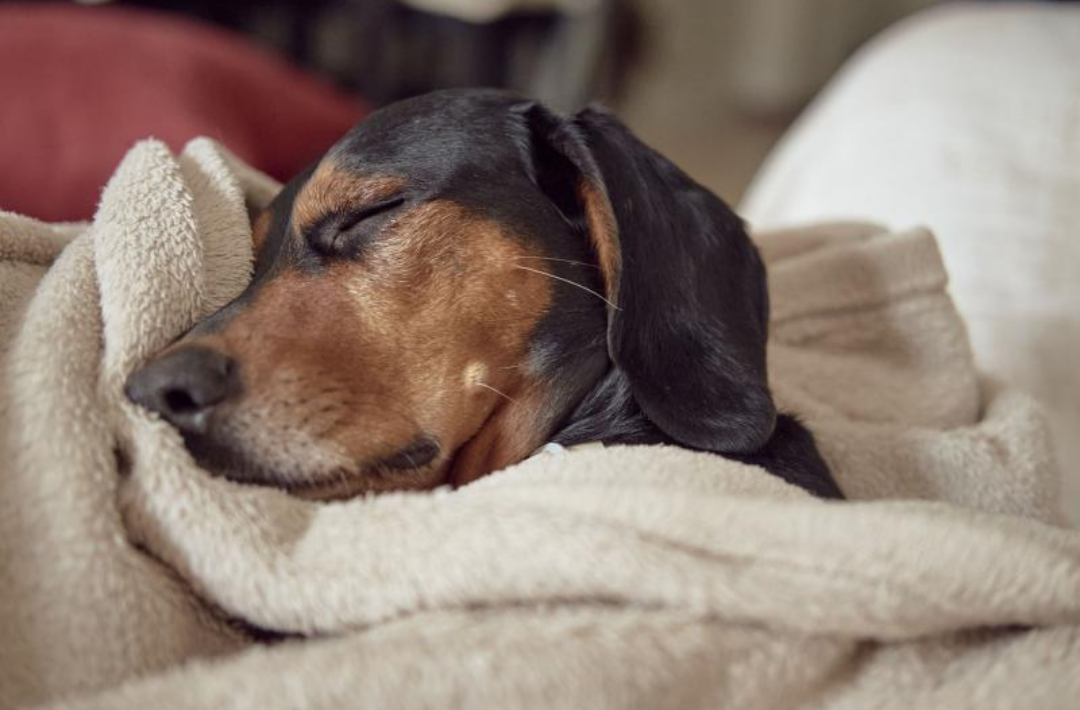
[2,139,1078,710]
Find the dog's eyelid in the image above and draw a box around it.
[339,195,407,232]
[309,196,407,257]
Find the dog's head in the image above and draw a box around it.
[125,89,774,500]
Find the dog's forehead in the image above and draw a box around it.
[290,161,404,238]
[327,90,528,179]
[249,90,566,283]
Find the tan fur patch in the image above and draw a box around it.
[250,209,271,255]
[580,178,622,309]
[449,379,557,486]
[292,161,405,236]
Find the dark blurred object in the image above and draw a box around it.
[0,3,366,222]
[111,0,638,112]
[332,0,635,111]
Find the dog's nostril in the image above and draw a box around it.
[126,346,240,434]
[164,388,200,414]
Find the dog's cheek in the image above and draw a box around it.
[449,379,559,486]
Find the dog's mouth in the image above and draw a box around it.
[183,431,445,502]
[282,436,445,501]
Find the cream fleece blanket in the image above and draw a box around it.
[2,139,1078,710]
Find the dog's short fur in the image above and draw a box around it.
[125,89,843,501]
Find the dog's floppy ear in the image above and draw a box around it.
[519,103,776,453]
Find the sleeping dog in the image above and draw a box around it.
[125,89,843,501]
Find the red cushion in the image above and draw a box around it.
[0,3,367,222]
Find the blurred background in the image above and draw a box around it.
[1,0,944,220]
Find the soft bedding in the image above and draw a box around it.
[1,138,1078,710]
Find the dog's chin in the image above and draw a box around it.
[182,431,448,502]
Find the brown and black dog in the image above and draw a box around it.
[125,89,842,501]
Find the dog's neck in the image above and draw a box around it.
[549,365,668,449]
[546,361,843,499]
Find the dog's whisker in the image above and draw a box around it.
[512,265,620,310]
[513,255,600,269]
[475,381,517,403]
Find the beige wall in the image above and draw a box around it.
[622,0,938,115]
[728,0,939,111]
[615,0,939,200]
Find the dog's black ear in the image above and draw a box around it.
[518,102,776,453]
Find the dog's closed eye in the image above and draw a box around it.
[308,196,406,258]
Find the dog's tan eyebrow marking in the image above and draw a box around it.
[250,209,272,256]
[292,160,405,237]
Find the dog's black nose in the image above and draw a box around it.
[124,346,239,434]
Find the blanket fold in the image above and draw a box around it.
[2,139,1077,710]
